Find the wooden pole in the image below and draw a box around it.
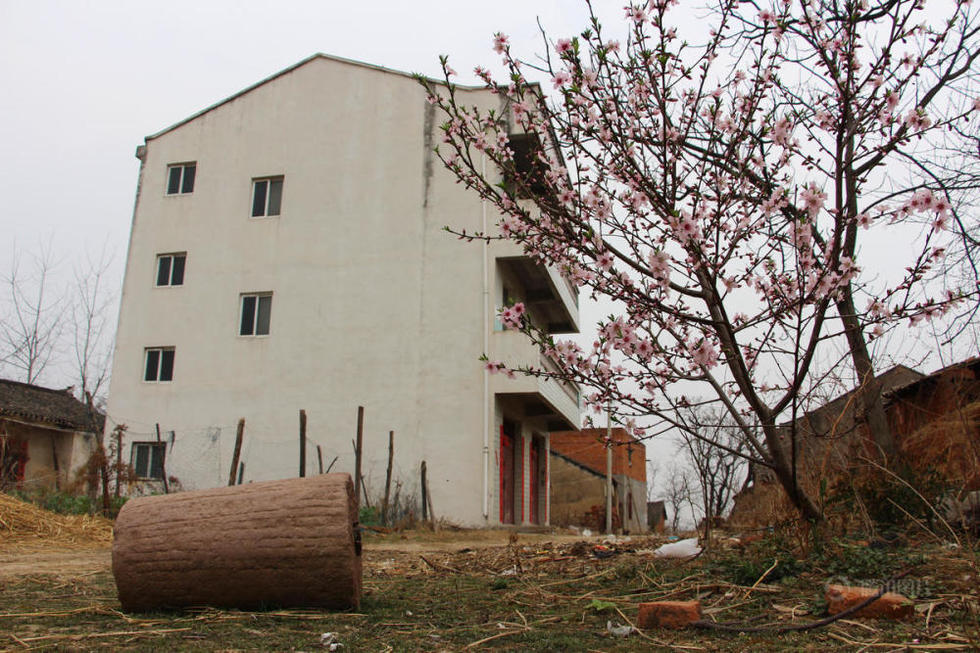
[424,463,437,531]
[50,434,61,491]
[392,481,402,522]
[299,410,307,478]
[354,406,364,509]
[360,473,372,508]
[156,423,169,494]
[382,430,394,526]
[237,462,245,485]
[115,426,123,497]
[229,419,245,487]
[317,445,324,474]
[605,404,613,535]
[325,456,338,474]
[420,461,428,522]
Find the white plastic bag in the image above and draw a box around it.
[653,537,701,558]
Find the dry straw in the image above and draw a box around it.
[0,492,113,545]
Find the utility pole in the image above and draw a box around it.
[606,401,613,535]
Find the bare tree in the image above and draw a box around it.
[678,406,748,534]
[646,459,660,502]
[663,462,694,533]
[71,244,115,403]
[0,241,64,384]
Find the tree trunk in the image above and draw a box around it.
[760,421,823,521]
[835,292,896,460]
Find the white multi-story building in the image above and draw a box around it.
[105,54,579,526]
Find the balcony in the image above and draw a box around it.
[490,330,580,430]
[494,253,579,334]
[488,200,579,334]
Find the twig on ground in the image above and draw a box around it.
[16,627,192,643]
[420,555,462,574]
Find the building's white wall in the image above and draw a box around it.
[106,56,578,526]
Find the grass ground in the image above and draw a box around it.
[1,526,979,652]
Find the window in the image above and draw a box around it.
[166,163,196,195]
[239,293,272,336]
[155,253,186,286]
[131,442,166,479]
[505,134,548,198]
[144,347,175,382]
[251,176,283,217]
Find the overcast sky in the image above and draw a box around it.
[1,1,623,263]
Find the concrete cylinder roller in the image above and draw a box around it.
[112,474,361,611]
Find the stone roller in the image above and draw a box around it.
[112,474,361,611]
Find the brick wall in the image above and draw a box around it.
[550,428,646,484]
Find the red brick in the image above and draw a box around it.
[637,600,703,629]
[825,584,914,620]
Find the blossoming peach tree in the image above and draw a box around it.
[421,0,979,520]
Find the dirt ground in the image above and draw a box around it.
[2,527,979,651]
[0,544,110,579]
[0,529,588,579]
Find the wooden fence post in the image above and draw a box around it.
[299,410,307,478]
[354,406,364,509]
[114,426,123,497]
[156,423,169,494]
[229,419,245,487]
[382,431,394,526]
[420,461,428,522]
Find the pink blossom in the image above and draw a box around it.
[904,109,931,130]
[839,256,859,281]
[625,6,647,23]
[973,98,980,111]
[552,71,572,88]
[556,38,574,55]
[635,339,655,361]
[499,303,526,329]
[484,360,506,374]
[597,251,615,270]
[856,212,872,229]
[885,90,899,111]
[759,9,777,23]
[689,339,719,369]
[771,117,793,146]
[800,184,827,218]
[493,33,509,54]
[906,189,935,213]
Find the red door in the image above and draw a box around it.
[0,437,28,489]
[499,427,514,524]
[529,440,538,524]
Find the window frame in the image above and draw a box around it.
[250,176,284,218]
[166,162,196,195]
[239,293,273,337]
[143,347,175,382]
[155,253,186,287]
[131,442,167,480]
